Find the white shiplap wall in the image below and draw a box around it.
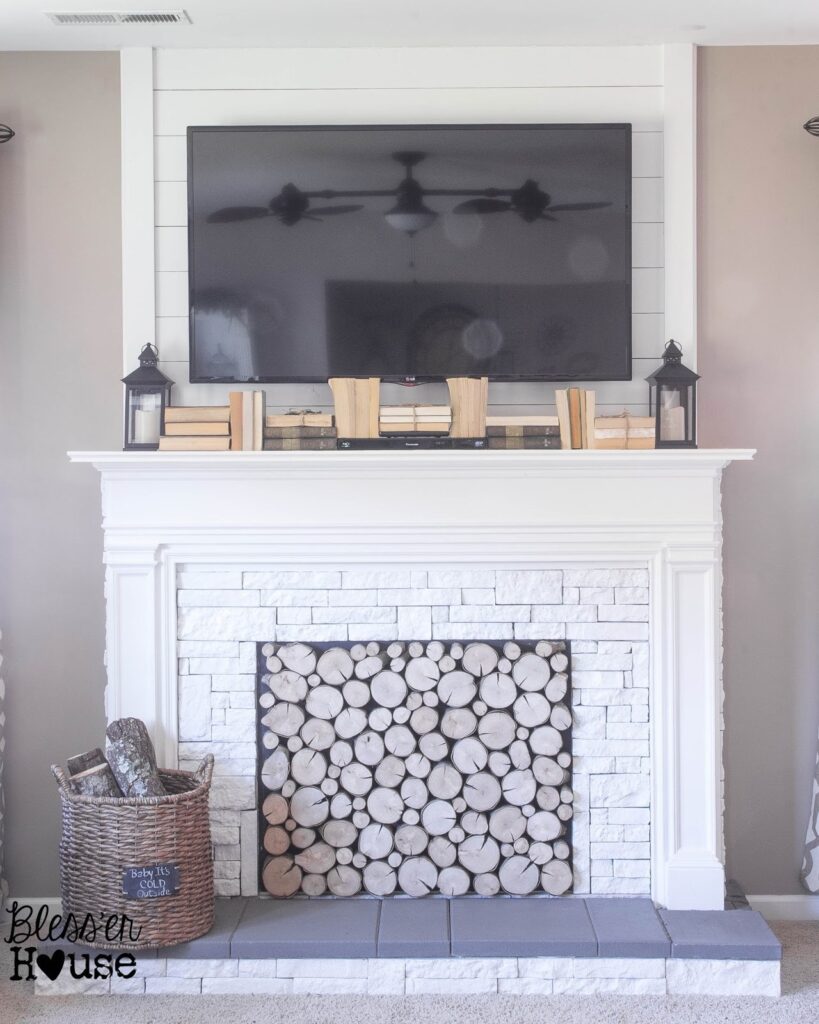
[145,46,670,415]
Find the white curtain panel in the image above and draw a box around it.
[803,739,819,893]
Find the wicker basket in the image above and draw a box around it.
[51,755,215,950]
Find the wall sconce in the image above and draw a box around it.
[0,125,14,144]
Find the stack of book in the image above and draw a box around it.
[594,414,656,449]
[485,415,561,449]
[159,406,231,450]
[379,405,452,435]
[555,388,596,449]
[228,391,266,451]
[263,411,337,450]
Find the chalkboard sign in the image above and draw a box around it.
[122,863,180,899]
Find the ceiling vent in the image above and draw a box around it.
[47,10,191,26]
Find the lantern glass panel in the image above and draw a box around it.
[127,390,163,447]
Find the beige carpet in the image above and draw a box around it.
[1,922,817,1024]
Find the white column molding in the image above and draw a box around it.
[120,47,156,376]
[72,449,753,908]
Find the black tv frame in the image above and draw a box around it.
[186,123,633,384]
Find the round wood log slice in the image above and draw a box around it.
[489,805,527,843]
[409,706,438,736]
[452,736,488,775]
[369,707,392,732]
[358,822,393,859]
[529,726,563,757]
[541,858,573,895]
[262,703,305,738]
[462,642,499,677]
[400,777,428,809]
[441,708,477,740]
[263,826,290,855]
[550,703,572,731]
[289,786,330,827]
[267,671,308,703]
[397,856,438,896]
[291,748,327,787]
[330,792,353,819]
[363,860,397,896]
[395,824,429,856]
[499,855,539,895]
[294,841,336,874]
[553,839,571,860]
[534,640,554,658]
[387,642,405,659]
[438,671,477,708]
[262,792,289,826]
[371,670,408,708]
[503,641,522,662]
[550,651,569,673]
[458,834,500,874]
[278,643,317,677]
[261,748,289,792]
[258,691,276,710]
[334,707,368,739]
[354,730,385,766]
[419,732,448,762]
[528,840,554,865]
[342,679,370,708]
[545,673,569,702]
[375,754,406,788]
[438,865,470,896]
[262,856,302,897]
[317,647,354,685]
[509,739,532,770]
[461,810,489,835]
[367,786,404,824]
[511,652,550,692]
[322,818,357,848]
[329,740,354,767]
[305,685,344,721]
[463,772,502,812]
[326,865,362,897]
[261,641,276,657]
[393,707,411,725]
[488,750,512,777]
[473,872,500,896]
[557,751,572,768]
[405,656,440,692]
[502,768,537,807]
[301,873,327,896]
[478,711,516,750]
[426,640,445,662]
[514,693,551,728]
[498,658,512,674]
[340,762,373,796]
[428,835,457,868]
[421,799,457,836]
[428,763,463,800]
[291,827,316,849]
[480,672,517,709]
[355,654,387,680]
[438,654,457,673]
[535,785,561,811]
[527,810,563,841]
[407,641,424,658]
[405,751,431,779]
[390,657,407,673]
[557,803,574,822]
[350,643,367,661]
[385,725,416,758]
[301,718,335,751]
[261,731,279,751]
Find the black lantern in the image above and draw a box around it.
[122,344,173,450]
[646,340,699,449]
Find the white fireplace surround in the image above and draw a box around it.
[70,448,753,911]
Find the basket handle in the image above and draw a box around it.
[51,763,73,794]
[194,754,215,787]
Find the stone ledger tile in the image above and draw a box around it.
[659,909,782,961]
[378,898,450,958]
[165,897,247,959]
[450,897,597,957]
[231,898,379,958]
[585,897,670,957]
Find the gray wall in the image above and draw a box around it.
[699,45,819,894]
[0,52,121,896]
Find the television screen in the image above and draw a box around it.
[187,124,631,383]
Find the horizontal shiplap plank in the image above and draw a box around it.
[631,268,663,313]
[155,47,664,92]
[632,177,663,223]
[631,313,665,359]
[154,87,663,136]
[632,222,663,268]
[154,129,663,183]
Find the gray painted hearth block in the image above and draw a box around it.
[164,897,246,958]
[659,909,782,960]
[378,897,450,957]
[230,897,379,958]
[449,896,597,957]
[586,897,671,957]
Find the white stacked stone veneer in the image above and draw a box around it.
[175,566,651,898]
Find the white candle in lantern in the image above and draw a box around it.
[134,407,161,444]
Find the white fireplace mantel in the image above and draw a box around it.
[71,448,753,910]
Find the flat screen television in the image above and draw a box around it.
[187,124,631,383]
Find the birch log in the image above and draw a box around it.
[105,718,165,797]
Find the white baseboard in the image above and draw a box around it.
[748,895,819,921]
